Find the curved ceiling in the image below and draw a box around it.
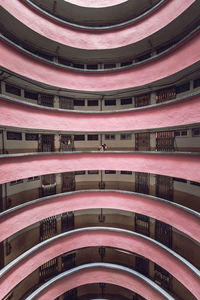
[0,0,196,50]
[1,0,199,63]
[0,30,199,92]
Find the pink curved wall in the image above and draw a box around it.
[0,152,200,185]
[1,95,200,131]
[1,191,199,242]
[32,266,167,300]
[0,229,199,299]
[66,0,128,8]
[0,0,194,49]
[1,30,199,91]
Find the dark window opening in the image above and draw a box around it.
[87,100,98,106]
[88,134,98,141]
[5,84,21,96]
[58,57,71,66]
[121,61,132,67]
[120,133,132,140]
[105,170,116,174]
[104,63,116,69]
[135,52,151,62]
[105,134,115,140]
[73,63,84,69]
[190,181,200,187]
[10,179,23,185]
[88,170,99,174]
[25,133,39,141]
[121,98,132,105]
[104,99,116,106]
[74,135,85,141]
[120,171,132,175]
[193,78,200,89]
[87,64,98,70]
[7,131,22,140]
[176,82,190,94]
[192,128,200,136]
[74,99,85,106]
[24,90,38,100]
[40,94,54,107]
[173,177,187,183]
[75,171,85,175]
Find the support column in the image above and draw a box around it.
[54,134,60,152]
[54,95,60,109]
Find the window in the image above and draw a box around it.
[40,94,54,107]
[120,171,132,175]
[192,128,200,136]
[190,181,200,187]
[7,131,22,140]
[10,179,23,185]
[88,170,99,174]
[105,170,116,174]
[104,63,116,69]
[105,134,115,140]
[176,82,190,94]
[120,133,132,140]
[87,64,98,70]
[74,99,85,106]
[175,130,187,137]
[88,134,98,141]
[73,63,84,69]
[121,98,132,105]
[24,90,38,100]
[74,135,85,141]
[27,176,40,181]
[5,84,21,96]
[135,52,151,62]
[173,177,187,183]
[25,133,39,140]
[75,171,85,175]
[88,100,98,106]
[121,61,132,67]
[104,99,116,106]
[58,57,71,66]
[193,78,200,89]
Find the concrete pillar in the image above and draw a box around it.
[54,95,60,109]
[150,132,156,151]
[149,260,155,279]
[54,134,60,152]
[56,173,62,194]
[149,173,156,196]
[150,92,156,105]
[149,218,155,239]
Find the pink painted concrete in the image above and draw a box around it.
[33,266,167,300]
[1,95,200,131]
[0,229,199,299]
[0,30,200,91]
[0,0,194,49]
[65,0,128,8]
[0,192,199,242]
[0,153,200,185]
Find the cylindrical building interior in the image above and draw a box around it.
[0,0,200,299]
